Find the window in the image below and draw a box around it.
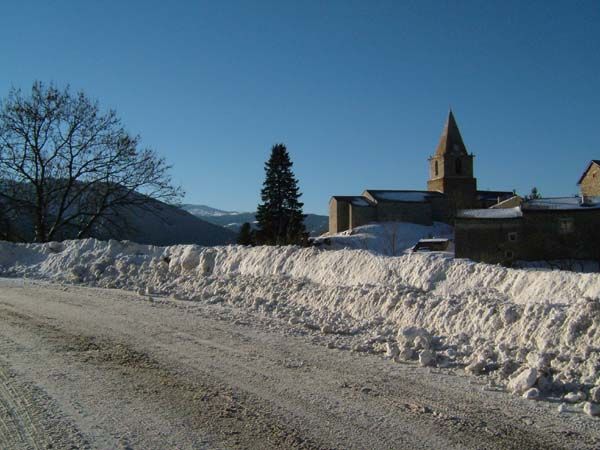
[434,160,439,176]
[507,232,518,242]
[455,158,462,175]
[505,250,514,259]
[558,218,574,234]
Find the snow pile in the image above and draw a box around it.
[0,239,599,403]
[314,222,453,255]
[458,207,522,219]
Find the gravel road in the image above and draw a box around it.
[0,278,598,449]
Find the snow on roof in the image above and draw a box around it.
[331,196,373,207]
[458,207,523,219]
[418,238,450,243]
[351,197,372,207]
[523,197,600,210]
[365,190,442,203]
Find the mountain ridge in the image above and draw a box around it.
[182,204,328,236]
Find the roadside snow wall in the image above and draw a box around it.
[0,239,598,395]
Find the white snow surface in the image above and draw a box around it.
[524,197,600,210]
[458,207,523,219]
[314,222,453,256]
[0,238,599,394]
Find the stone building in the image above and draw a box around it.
[329,111,513,234]
[455,161,600,264]
[577,160,600,197]
[455,198,600,264]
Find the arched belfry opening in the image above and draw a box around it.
[455,158,462,175]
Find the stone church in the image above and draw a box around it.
[329,111,513,234]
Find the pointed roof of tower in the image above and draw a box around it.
[435,110,468,156]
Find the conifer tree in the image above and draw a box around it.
[237,222,254,245]
[255,144,307,245]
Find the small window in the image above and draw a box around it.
[435,160,439,176]
[507,232,518,242]
[558,218,574,234]
[455,158,462,175]
[505,250,514,259]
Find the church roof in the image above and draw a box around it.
[576,160,600,185]
[364,190,444,203]
[330,196,374,207]
[435,110,468,156]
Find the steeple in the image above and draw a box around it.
[435,110,468,156]
[427,109,478,211]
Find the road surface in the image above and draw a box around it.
[0,278,598,449]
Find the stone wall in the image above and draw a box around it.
[454,218,523,264]
[329,199,349,234]
[430,197,450,222]
[349,204,377,229]
[455,209,600,263]
[521,210,600,261]
[376,202,433,226]
[580,164,600,197]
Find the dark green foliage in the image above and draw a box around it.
[527,187,542,200]
[255,144,307,245]
[237,222,254,245]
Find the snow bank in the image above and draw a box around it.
[314,222,454,256]
[0,239,599,398]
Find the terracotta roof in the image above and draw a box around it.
[435,110,468,156]
[576,160,600,185]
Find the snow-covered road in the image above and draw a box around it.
[0,279,598,449]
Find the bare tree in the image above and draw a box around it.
[0,81,182,242]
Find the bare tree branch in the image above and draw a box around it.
[0,81,183,242]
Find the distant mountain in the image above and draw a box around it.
[180,204,239,217]
[112,199,237,246]
[1,191,236,246]
[182,204,329,237]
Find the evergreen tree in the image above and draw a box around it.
[237,222,254,245]
[255,143,307,245]
[527,187,541,200]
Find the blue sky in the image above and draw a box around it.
[1,1,598,214]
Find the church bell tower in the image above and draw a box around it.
[427,110,478,210]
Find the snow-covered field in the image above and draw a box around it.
[0,238,598,413]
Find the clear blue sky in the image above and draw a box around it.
[1,1,598,214]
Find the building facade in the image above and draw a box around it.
[455,197,600,264]
[455,161,600,264]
